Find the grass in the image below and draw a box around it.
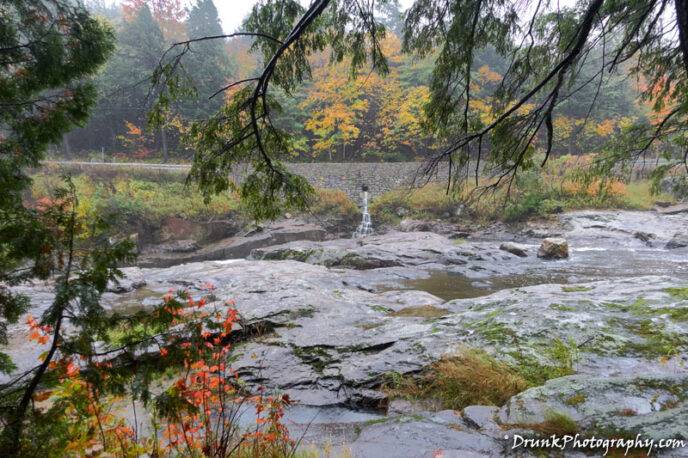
[31,172,239,228]
[382,348,530,410]
[369,183,459,225]
[307,188,361,230]
[31,168,361,240]
[623,180,674,208]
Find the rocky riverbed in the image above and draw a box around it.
[5,209,688,456]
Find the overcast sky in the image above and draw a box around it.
[215,0,415,32]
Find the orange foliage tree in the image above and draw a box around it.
[22,286,295,457]
[122,0,186,41]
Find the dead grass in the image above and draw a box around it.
[382,348,529,410]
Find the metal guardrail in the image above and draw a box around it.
[43,161,192,170]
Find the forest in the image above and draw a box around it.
[64,0,652,163]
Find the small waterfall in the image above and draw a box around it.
[353,187,374,238]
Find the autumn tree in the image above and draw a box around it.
[301,64,369,160]
[111,4,173,160]
[122,0,186,41]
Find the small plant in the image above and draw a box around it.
[13,288,297,457]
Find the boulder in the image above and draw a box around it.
[656,203,688,215]
[398,219,432,232]
[537,237,569,259]
[499,242,529,257]
[462,405,501,431]
[151,239,199,253]
[347,414,504,458]
[666,232,688,249]
[499,374,688,441]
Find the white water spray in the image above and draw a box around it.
[353,186,373,238]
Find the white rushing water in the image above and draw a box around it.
[353,189,374,238]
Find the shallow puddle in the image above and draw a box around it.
[390,270,574,301]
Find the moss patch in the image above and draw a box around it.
[549,303,576,312]
[623,320,688,357]
[665,287,688,301]
[561,285,593,293]
[291,345,334,373]
[565,393,587,406]
[388,305,450,319]
[509,338,578,386]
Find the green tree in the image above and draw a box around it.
[0,1,129,453]
[110,4,172,160]
[0,0,114,369]
[184,0,235,119]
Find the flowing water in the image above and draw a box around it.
[353,190,374,238]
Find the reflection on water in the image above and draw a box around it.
[391,270,573,301]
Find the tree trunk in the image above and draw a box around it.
[676,0,688,73]
[160,127,169,163]
[62,133,71,158]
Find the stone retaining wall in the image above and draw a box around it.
[284,162,448,199]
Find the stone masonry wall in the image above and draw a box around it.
[223,162,450,200]
[283,162,449,200]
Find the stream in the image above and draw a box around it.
[4,209,688,456]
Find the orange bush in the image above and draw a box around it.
[25,287,295,457]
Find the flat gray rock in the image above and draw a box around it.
[348,415,504,458]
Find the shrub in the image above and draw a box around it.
[308,188,360,229]
[18,291,297,457]
[30,172,240,235]
[370,183,459,224]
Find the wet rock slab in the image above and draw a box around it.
[137,220,327,267]
[95,256,688,415]
[347,412,504,458]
